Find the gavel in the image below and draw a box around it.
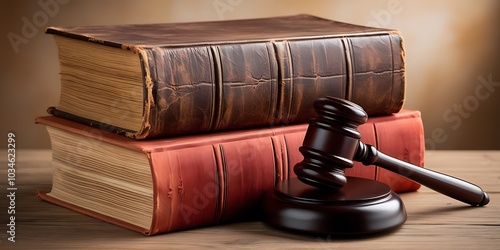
[262,96,489,235]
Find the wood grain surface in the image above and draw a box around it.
[0,150,499,249]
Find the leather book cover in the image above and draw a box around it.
[46,14,405,139]
[36,110,423,235]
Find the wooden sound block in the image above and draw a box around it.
[261,177,407,236]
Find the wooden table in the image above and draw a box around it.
[1,150,499,249]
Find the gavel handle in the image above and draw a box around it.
[356,143,489,206]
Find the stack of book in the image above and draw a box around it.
[36,14,425,236]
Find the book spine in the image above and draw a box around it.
[373,112,424,192]
[148,112,422,235]
[137,33,405,139]
[344,111,424,192]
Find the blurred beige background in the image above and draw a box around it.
[1,0,499,149]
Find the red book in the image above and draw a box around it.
[35,110,423,236]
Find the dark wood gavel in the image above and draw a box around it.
[262,96,489,235]
[294,96,489,206]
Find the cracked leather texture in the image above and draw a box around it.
[47,14,405,139]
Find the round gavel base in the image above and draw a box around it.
[262,177,407,236]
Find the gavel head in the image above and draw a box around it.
[294,96,368,190]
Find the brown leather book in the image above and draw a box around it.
[46,14,405,139]
[35,110,423,236]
